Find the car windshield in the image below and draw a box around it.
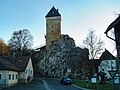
[64,77,70,80]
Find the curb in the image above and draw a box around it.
[72,84,93,90]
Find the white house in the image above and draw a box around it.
[13,56,34,83]
[0,56,34,89]
[98,49,117,79]
[0,58,20,87]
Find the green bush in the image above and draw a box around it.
[72,80,119,90]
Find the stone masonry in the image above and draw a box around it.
[45,6,61,50]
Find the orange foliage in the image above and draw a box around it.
[0,38,10,56]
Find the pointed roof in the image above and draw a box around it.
[105,15,120,33]
[13,56,31,71]
[0,58,20,71]
[45,6,61,17]
[99,49,116,60]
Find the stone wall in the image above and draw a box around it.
[46,16,61,50]
[37,35,90,78]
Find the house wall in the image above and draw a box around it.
[25,58,34,78]
[18,58,33,83]
[18,72,27,83]
[8,71,18,86]
[98,59,117,79]
[0,70,18,87]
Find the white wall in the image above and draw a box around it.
[8,71,18,86]
[18,58,33,83]
[0,70,18,86]
[25,58,34,78]
[98,59,117,79]
[18,72,26,79]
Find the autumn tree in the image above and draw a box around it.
[0,38,9,56]
[8,29,33,57]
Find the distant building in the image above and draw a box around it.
[0,56,34,89]
[0,58,19,87]
[13,56,34,83]
[98,49,117,79]
[45,6,61,50]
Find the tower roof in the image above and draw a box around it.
[45,6,61,18]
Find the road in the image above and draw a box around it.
[43,78,81,90]
[2,77,83,90]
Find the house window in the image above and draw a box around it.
[31,71,32,74]
[28,69,30,73]
[26,70,27,73]
[16,75,17,79]
[111,61,113,64]
[9,74,11,80]
[106,61,109,64]
[12,74,14,80]
[0,74,2,79]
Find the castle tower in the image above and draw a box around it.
[45,6,61,50]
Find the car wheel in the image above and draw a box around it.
[63,82,65,85]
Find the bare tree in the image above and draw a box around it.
[8,29,33,57]
[82,29,104,74]
[83,29,104,59]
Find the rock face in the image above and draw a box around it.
[37,35,89,78]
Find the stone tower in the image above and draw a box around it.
[45,6,61,50]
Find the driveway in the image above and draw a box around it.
[2,77,83,90]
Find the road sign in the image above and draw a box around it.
[108,70,117,78]
[67,69,71,73]
[91,77,96,83]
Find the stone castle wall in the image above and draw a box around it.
[46,16,61,50]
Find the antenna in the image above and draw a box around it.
[113,11,120,16]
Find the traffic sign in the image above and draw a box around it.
[108,70,117,78]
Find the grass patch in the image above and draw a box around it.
[72,79,119,90]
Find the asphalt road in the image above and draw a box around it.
[2,77,82,90]
[43,78,81,90]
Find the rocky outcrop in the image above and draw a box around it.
[37,35,89,78]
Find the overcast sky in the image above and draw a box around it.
[0,0,120,54]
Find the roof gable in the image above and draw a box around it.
[105,15,120,33]
[99,49,116,60]
[45,6,61,17]
[13,56,31,71]
[0,58,20,71]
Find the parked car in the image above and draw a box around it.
[60,76,72,85]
